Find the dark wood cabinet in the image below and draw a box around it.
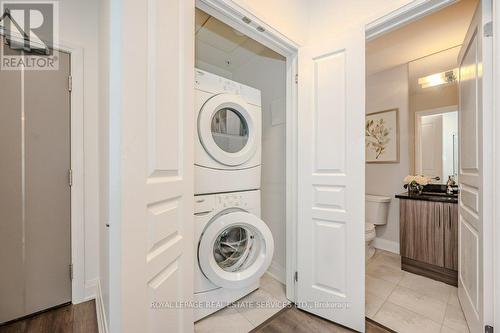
[399,198,458,286]
[443,202,458,270]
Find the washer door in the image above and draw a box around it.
[198,211,274,289]
[198,94,257,166]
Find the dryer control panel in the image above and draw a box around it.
[195,68,261,107]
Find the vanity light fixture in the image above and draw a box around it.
[418,68,458,88]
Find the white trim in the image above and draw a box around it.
[494,2,500,330]
[372,237,400,255]
[84,278,98,301]
[365,0,458,41]
[267,261,286,284]
[414,105,458,118]
[65,43,87,306]
[196,0,299,303]
[95,279,109,333]
[196,0,299,56]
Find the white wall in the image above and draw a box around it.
[233,0,309,45]
[98,0,110,326]
[59,0,101,300]
[307,0,413,44]
[232,50,287,282]
[366,64,409,251]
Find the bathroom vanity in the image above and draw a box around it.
[396,192,458,286]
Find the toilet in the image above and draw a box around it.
[365,194,391,260]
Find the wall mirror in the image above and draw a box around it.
[409,47,460,184]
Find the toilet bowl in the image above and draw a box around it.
[365,223,376,259]
[365,194,391,260]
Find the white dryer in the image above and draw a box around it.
[195,69,262,195]
[194,190,274,321]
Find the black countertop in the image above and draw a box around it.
[395,192,458,203]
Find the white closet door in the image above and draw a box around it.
[457,1,493,332]
[296,27,365,332]
[113,0,195,332]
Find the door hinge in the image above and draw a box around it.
[68,169,73,187]
[68,75,72,92]
[69,263,74,280]
[484,22,493,37]
[485,325,493,333]
[294,271,298,282]
[295,73,298,84]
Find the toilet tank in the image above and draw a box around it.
[366,194,391,225]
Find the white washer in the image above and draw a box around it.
[194,190,274,321]
[195,69,262,195]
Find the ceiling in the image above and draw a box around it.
[195,8,282,73]
[366,0,478,76]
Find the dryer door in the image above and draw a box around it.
[198,211,274,289]
[198,94,258,166]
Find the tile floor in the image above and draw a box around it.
[194,273,290,333]
[195,250,470,333]
[366,249,470,333]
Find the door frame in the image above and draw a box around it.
[5,33,87,304]
[365,0,497,329]
[195,0,300,301]
[414,105,458,178]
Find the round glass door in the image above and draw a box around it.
[211,108,249,154]
[213,225,255,272]
[198,94,258,166]
[198,211,274,289]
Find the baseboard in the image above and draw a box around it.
[267,260,286,284]
[84,278,98,301]
[372,237,400,255]
[95,279,109,333]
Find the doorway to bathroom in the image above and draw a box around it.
[364,0,493,332]
[193,1,298,330]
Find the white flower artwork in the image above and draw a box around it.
[365,108,399,163]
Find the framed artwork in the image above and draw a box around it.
[365,108,399,163]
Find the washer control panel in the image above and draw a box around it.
[216,192,246,209]
[194,190,260,215]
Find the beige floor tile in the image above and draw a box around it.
[387,285,447,323]
[260,273,289,303]
[374,301,442,333]
[371,250,401,270]
[366,261,405,285]
[447,288,461,307]
[233,289,284,327]
[366,275,397,300]
[441,325,467,333]
[398,272,453,303]
[443,304,470,333]
[194,307,254,333]
[365,291,385,319]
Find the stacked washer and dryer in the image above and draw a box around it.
[193,69,275,321]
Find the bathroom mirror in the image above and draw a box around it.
[409,47,459,183]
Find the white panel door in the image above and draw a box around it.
[416,114,443,180]
[297,27,365,332]
[457,1,493,333]
[115,0,195,332]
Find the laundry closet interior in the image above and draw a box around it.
[192,5,291,328]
